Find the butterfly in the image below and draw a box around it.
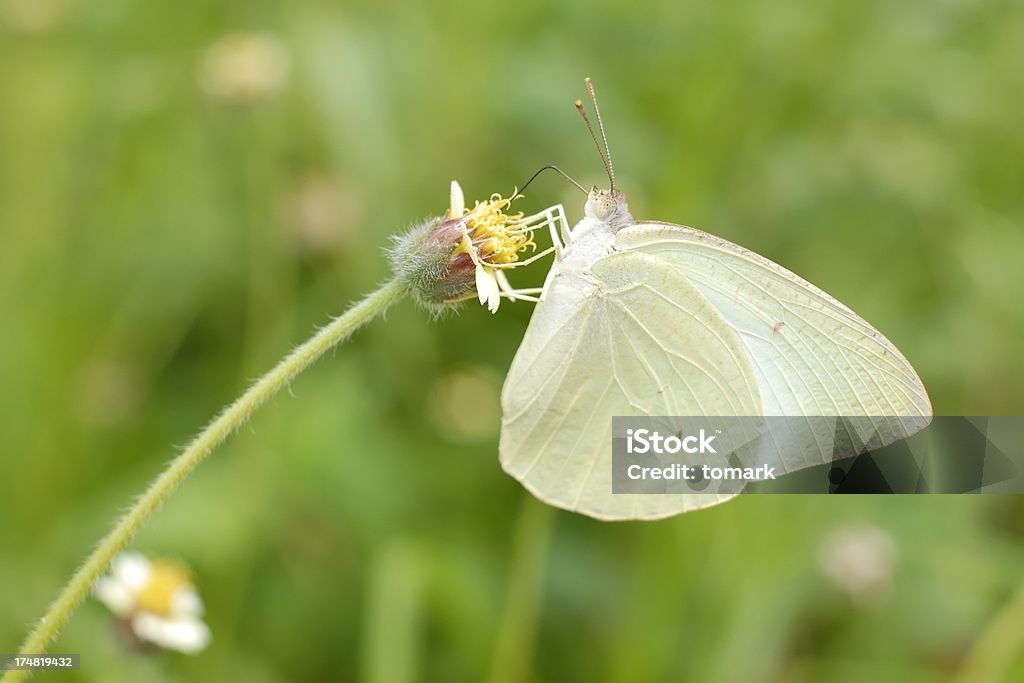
[497,79,932,520]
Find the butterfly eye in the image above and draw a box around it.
[595,196,616,218]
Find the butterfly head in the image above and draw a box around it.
[575,79,632,228]
[585,186,632,226]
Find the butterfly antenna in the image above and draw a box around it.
[575,99,614,192]
[584,77,615,191]
[514,165,587,198]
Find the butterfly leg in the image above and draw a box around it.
[487,244,559,269]
[549,204,570,254]
[514,204,569,259]
[554,204,572,247]
[467,204,569,306]
[496,271,543,303]
[509,205,567,302]
[517,203,569,247]
[543,204,570,255]
[491,259,558,305]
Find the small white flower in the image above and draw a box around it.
[448,180,537,314]
[199,33,289,103]
[283,174,361,255]
[448,180,501,312]
[819,524,897,604]
[94,552,211,654]
[1,0,67,34]
[389,180,558,313]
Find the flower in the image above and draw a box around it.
[199,33,289,104]
[447,181,537,313]
[388,181,560,314]
[94,552,211,654]
[1,0,67,33]
[818,524,898,604]
[282,172,362,256]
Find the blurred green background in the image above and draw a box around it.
[2,0,1023,681]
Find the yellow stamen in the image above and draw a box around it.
[456,192,535,267]
[135,561,193,617]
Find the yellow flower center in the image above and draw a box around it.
[457,194,535,266]
[135,561,193,617]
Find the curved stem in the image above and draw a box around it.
[3,278,408,682]
[487,496,555,683]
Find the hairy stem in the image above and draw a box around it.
[4,278,408,682]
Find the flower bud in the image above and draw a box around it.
[389,181,541,314]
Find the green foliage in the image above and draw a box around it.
[1,0,1022,680]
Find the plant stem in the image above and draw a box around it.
[3,278,408,683]
[487,496,555,683]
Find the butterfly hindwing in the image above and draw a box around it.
[500,251,761,520]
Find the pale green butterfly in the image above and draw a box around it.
[496,79,932,520]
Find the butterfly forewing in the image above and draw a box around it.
[616,223,932,419]
[616,222,932,468]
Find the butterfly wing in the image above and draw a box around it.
[501,221,931,520]
[616,222,932,416]
[617,222,932,462]
[500,251,763,520]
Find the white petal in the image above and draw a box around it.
[449,180,465,218]
[171,586,204,617]
[475,266,501,313]
[112,552,151,593]
[131,613,171,646]
[132,613,211,654]
[94,577,135,616]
